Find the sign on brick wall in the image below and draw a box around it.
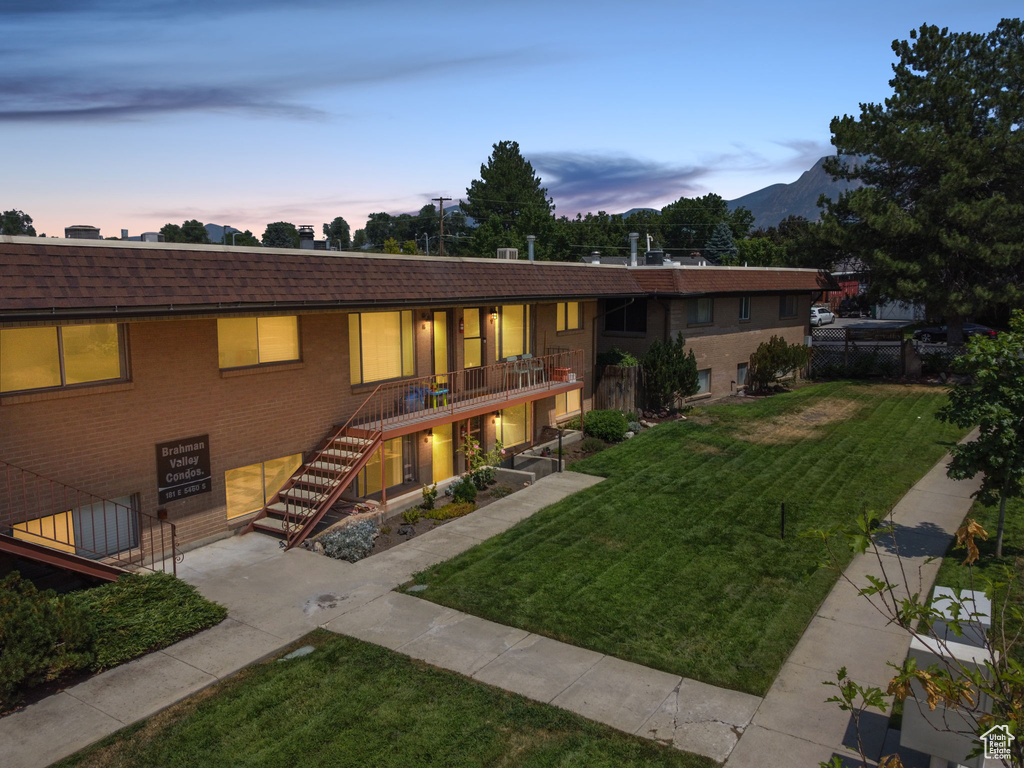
[156,435,211,504]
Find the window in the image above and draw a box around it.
[604,298,647,333]
[498,403,530,447]
[225,454,302,520]
[348,311,414,384]
[218,316,299,369]
[779,295,797,318]
[556,302,581,331]
[500,305,531,358]
[0,323,125,394]
[697,368,711,395]
[739,296,751,322]
[431,423,454,484]
[736,363,748,388]
[555,389,581,417]
[13,495,139,558]
[356,437,404,496]
[463,308,484,368]
[687,297,714,325]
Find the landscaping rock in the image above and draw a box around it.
[624,431,635,439]
[318,519,378,562]
[397,524,415,537]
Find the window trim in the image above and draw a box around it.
[217,315,301,371]
[687,297,714,326]
[348,310,415,385]
[696,368,712,395]
[0,323,128,396]
[739,296,751,322]
[556,301,582,332]
[779,295,798,319]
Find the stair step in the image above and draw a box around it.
[267,502,316,517]
[309,461,353,472]
[294,472,342,487]
[334,433,374,445]
[280,486,329,502]
[253,517,296,533]
[323,448,363,460]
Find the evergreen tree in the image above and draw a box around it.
[462,140,555,258]
[703,221,738,264]
[823,20,1024,343]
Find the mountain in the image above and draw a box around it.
[727,156,862,228]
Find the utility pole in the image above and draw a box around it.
[433,197,450,258]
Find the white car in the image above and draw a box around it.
[810,306,835,326]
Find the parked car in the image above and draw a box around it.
[912,323,998,343]
[810,306,836,326]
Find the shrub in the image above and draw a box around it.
[401,508,421,525]
[747,335,811,392]
[641,336,699,410]
[628,421,642,434]
[469,466,495,490]
[0,572,95,709]
[451,476,478,504]
[420,483,438,511]
[489,484,514,499]
[596,348,640,367]
[562,416,582,431]
[582,410,629,442]
[422,502,476,521]
[580,436,607,454]
[320,519,378,563]
[70,573,226,670]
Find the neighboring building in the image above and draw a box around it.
[600,265,827,399]
[64,224,101,239]
[0,236,827,578]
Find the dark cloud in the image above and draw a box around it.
[530,152,712,215]
[773,139,835,172]
[0,80,327,122]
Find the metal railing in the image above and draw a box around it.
[354,348,585,430]
[0,459,181,576]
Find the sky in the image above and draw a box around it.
[2,0,1019,241]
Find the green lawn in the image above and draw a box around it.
[406,382,967,696]
[57,631,711,768]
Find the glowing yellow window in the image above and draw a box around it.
[556,302,580,331]
[498,403,529,447]
[1,324,123,394]
[349,312,414,384]
[463,309,483,368]
[500,305,530,358]
[556,389,581,417]
[358,438,403,495]
[431,423,454,484]
[217,316,299,369]
[225,453,302,519]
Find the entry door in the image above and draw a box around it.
[433,310,450,382]
[431,423,454,484]
[462,308,485,392]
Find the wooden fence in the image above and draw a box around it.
[594,365,640,413]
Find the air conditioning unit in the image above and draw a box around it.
[496,248,519,260]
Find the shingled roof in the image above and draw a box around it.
[0,238,645,321]
[628,266,833,295]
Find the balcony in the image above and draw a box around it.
[353,349,584,438]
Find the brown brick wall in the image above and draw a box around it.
[1,300,596,546]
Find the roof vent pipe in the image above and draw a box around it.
[527,235,536,262]
[629,232,639,267]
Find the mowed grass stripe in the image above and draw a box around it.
[408,383,965,695]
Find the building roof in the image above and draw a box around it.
[628,265,833,295]
[0,237,833,322]
[0,237,644,321]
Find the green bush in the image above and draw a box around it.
[401,508,421,525]
[582,410,629,442]
[596,348,640,367]
[451,476,478,504]
[422,502,476,521]
[489,484,515,499]
[580,436,607,454]
[69,573,226,670]
[641,336,698,410]
[0,572,95,709]
[420,483,438,511]
[562,416,582,431]
[747,335,812,392]
[469,466,495,490]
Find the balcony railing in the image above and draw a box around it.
[354,348,584,433]
[0,459,181,576]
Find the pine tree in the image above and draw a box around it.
[823,20,1024,343]
[703,221,738,264]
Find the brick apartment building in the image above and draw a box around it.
[0,237,826,577]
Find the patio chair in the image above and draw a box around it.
[512,357,531,388]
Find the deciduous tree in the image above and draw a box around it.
[322,217,350,250]
[261,221,299,248]
[160,219,210,244]
[0,209,36,236]
[823,20,1024,344]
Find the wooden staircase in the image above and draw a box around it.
[248,426,381,549]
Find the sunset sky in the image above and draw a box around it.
[3,1,1019,241]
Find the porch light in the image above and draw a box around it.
[489,307,498,322]
[424,428,433,444]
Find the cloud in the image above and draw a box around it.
[0,79,327,122]
[773,139,835,171]
[530,152,715,215]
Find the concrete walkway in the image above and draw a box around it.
[1,449,982,768]
[725,448,983,767]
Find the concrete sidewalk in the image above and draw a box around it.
[726,450,983,767]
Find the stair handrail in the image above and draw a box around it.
[0,458,181,576]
